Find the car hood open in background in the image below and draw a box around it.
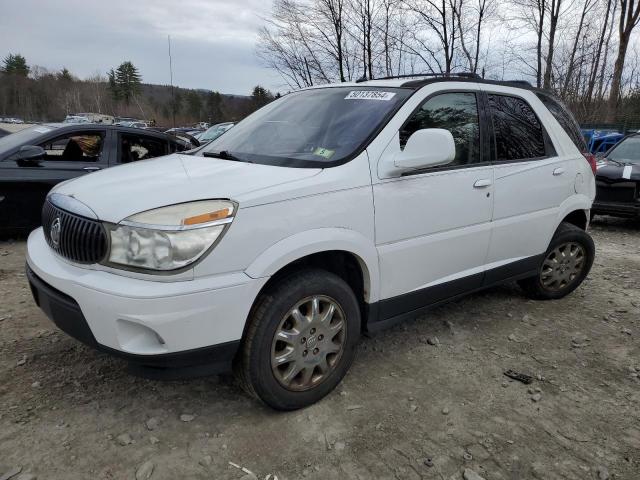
[52,154,321,222]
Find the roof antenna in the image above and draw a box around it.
[355,74,368,83]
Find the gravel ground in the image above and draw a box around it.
[0,216,638,480]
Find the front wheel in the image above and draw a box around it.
[236,269,360,410]
[518,222,595,300]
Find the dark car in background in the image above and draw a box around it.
[194,122,234,144]
[592,134,640,219]
[0,123,197,233]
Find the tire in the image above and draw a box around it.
[236,268,360,410]
[518,222,595,300]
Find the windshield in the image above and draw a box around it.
[201,123,233,141]
[199,87,412,167]
[607,136,640,164]
[0,125,55,153]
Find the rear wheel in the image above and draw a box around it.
[236,269,360,410]
[518,222,595,300]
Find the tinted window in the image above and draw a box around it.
[400,92,481,166]
[535,93,587,152]
[489,94,546,161]
[120,134,167,163]
[40,132,104,162]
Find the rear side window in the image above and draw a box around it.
[119,134,167,163]
[535,93,587,152]
[488,94,546,161]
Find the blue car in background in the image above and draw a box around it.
[582,129,625,154]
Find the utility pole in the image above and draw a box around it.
[168,35,176,128]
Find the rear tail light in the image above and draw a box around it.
[583,152,597,175]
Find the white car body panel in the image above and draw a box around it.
[51,153,321,222]
[27,229,268,353]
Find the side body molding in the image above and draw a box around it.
[244,227,380,303]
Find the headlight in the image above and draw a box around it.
[104,200,235,272]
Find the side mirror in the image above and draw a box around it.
[394,128,455,171]
[17,145,45,162]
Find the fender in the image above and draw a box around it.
[547,193,592,245]
[244,227,380,303]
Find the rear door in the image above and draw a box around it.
[481,87,570,283]
[0,129,108,230]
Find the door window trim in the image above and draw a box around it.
[397,89,491,177]
[483,90,557,165]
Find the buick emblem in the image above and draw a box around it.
[50,217,61,248]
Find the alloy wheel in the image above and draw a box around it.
[540,241,586,292]
[270,295,346,391]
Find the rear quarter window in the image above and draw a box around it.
[535,93,587,152]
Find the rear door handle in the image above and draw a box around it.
[553,167,565,176]
[83,166,101,172]
[473,179,492,188]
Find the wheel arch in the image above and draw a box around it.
[554,195,592,233]
[245,228,379,303]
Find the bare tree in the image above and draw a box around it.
[606,0,640,120]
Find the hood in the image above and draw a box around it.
[52,154,321,221]
[596,160,640,184]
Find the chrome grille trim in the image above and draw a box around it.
[42,200,108,264]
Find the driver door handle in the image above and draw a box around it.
[473,179,492,188]
[553,167,565,176]
[83,166,101,172]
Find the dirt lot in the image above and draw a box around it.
[1,216,638,480]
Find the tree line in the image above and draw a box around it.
[258,0,640,125]
[0,55,275,126]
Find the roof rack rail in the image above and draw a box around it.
[502,80,532,87]
[364,72,482,82]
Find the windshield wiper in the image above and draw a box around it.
[604,158,625,166]
[202,150,248,162]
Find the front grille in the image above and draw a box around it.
[596,183,637,203]
[42,200,108,264]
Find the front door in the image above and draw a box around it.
[0,129,108,230]
[373,90,494,319]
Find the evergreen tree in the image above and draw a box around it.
[107,68,119,101]
[206,91,224,122]
[251,85,274,108]
[57,67,73,82]
[114,61,142,105]
[185,90,203,119]
[2,53,29,76]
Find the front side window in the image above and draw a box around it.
[120,134,167,163]
[400,92,481,166]
[200,87,412,167]
[489,94,546,161]
[40,132,104,162]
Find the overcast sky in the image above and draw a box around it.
[0,0,282,96]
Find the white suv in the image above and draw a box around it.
[26,76,596,409]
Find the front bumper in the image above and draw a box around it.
[592,200,640,217]
[26,228,268,373]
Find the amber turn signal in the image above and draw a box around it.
[182,208,232,226]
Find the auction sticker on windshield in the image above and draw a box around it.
[345,91,396,101]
